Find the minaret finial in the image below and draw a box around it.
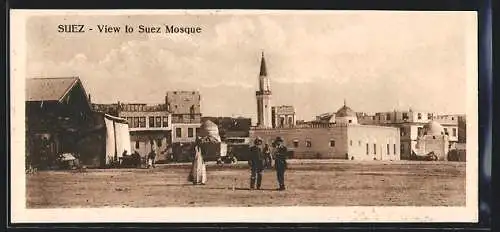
[344,99,346,106]
[259,51,267,76]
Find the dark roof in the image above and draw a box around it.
[336,105,356,117]
[259,52,267,76]
[26,77,81,102]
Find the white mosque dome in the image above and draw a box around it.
[424,121,445,136]
[335,101,358,125]
[336,105,356,117]
[199,120,221,142]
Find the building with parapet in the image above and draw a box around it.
[249,53,400,160]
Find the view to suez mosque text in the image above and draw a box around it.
[25,52,466,170]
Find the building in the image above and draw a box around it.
[255,52,273,128]
[166,91,202,161]
[117,103,172,162]
[458,115,466,143]
[413,121,450,160]
[201,116,251,139]
[251,104,400,161]
[272,105,296,128]
[25,77,97,169]
[248,53,401,160]
[357,110,460,159]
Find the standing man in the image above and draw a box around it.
[248,137,265,190]
[273,137,288,191]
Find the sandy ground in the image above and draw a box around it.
[26,160,466,208]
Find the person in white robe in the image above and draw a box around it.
[188,137,207,185]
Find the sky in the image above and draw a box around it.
[25,11,475,123]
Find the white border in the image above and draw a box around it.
[10,10,479,223]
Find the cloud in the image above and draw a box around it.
[26,12,471,119]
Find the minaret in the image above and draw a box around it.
[256,51,272,128]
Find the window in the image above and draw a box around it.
[417,127,424,137]
[293,140,299,148]
[366,143,369,155]
[387,144,390,155]
[452,128,457,137]
[350,140,353,146]
[156,117,162,127]
[157,139,162,147]
[330,140,335,147]
[133,117,139,128]
[417,113,422,120]
[175,128,182,138]
[402,113,409,120]
[195,128,200,136]
[452,117,454,120]
[135,141,139,149]
[188,128,194,138]
[427,113,433,120]
[162,116,169,127]
[127,117,133,126]
[306,140,312,147]
[444,128,448,135]
[139,117,146,128]
[348,120,352,123]
[358,141,362,146]
[400,128,406,136]
[386,113,391,120]
[149,116,155,127]
[394,144,396,155]
[374,144,377,154]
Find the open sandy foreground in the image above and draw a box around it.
[26,160,465,208]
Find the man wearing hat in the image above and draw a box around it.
[273,136,289,191]
[248,137,265,190]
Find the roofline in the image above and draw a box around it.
[58,77,80,102]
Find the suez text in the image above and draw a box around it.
[57,24,202,34]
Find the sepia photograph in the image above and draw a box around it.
[10,10,478,223]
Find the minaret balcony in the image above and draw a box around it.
[256,90,272,95]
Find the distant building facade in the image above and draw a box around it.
[117,103,172,162]
[249,53,400,160]
[357,110,460,159]
[272,105,296,128]
[166,91,202,161]
[252,104,400,161]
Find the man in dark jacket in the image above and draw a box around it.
[248,137,265,190]
[273,137,289,191]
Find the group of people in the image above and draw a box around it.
[120,149,157,168]
[188,136,290,191]
[249,136,288,191]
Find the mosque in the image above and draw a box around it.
[249,52,400,160]
[249,52,454,161]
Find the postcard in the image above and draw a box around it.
[10,9,478,223]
